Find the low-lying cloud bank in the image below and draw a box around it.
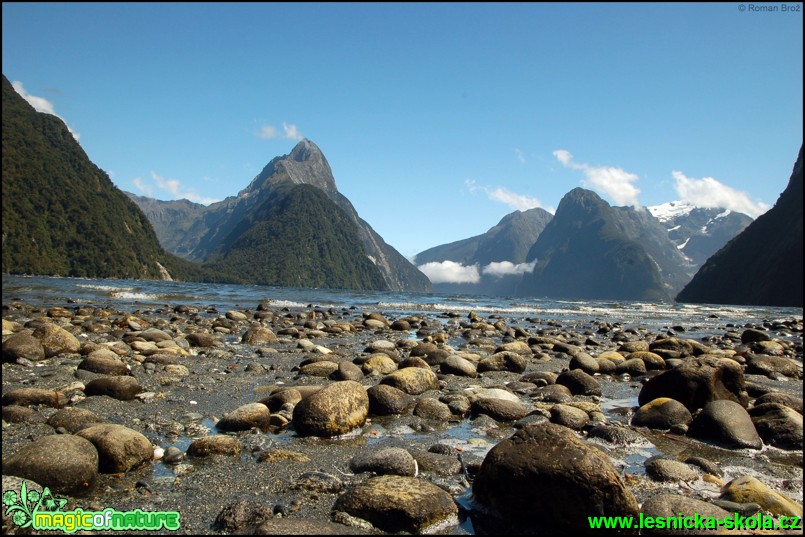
[417,259,537,284]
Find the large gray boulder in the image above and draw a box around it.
[292,380,368,437]
[638,355,748,412]
[471,422,639,533]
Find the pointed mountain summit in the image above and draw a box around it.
[517,188,682,301]
[130,140,431,292]
[676,145,803,307]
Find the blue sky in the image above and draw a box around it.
[3,2,803,261]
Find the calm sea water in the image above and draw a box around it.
[3,274,802,342]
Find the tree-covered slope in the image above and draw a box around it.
[1,74,227,283]
[206,183,388,290]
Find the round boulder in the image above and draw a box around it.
[687,400,762,449]
[187,435,243,457]
[472,422,639,533]
[367,384,415,415]
[332,475,458,533]
[216,402,271,432]
[2,434,98,495]
[84,376,143,401]
[32,323,81,357]
[292,380,369,437]
[380,368,439,396]
[720,476,802,517]
[749,403,803,450]
[556,369,602,396]
[2,331,46,362]
[75,423,153,473]
[349,447,417,476]
[632,397,693,430]
[638,355,748,412]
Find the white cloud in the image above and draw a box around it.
[482,260,537,278]
[150,171,220,205]
[464,179,547,212]
[258,125,278,139]
[671,171,769,218]
[553,149,641,206]
[132,177,153,197]
[283,122,304,141]
[256,122,304,141]
[515,148,526,163]
[487,187,545,211]
[418,261,481,284]
[12,80,80,141]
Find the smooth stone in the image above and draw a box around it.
[627,351,666,370]
[349,447,417,476]
[2,405,38,423]
[754,392,802,414]
[494,341,532,355]
[556,369,602,396]
[75,423,153,473]
[477,351,526,373]
[241,326,277,345]
[440,355,478,378]
[616,357,648,376]
[746,354,802,379]
[84,376,143,401]
[332,360,364,381]
[216,402,271,432]
[645,458,700,482]
[413,398,453,422]
[292,380,369,437]
[749,403,803,450]
[409,449,462,476]
[688,400,762,449]
[1,388,66,408]
[720,476,802,517]
[380,368,439,396]
[299,361,339,377]
[332,475,458,533]
[367,384,415,415]
[569,352,599,374]
[549,403,589,430]
[532,384,573,403]
[471,397,529,422]
[638,355,748,412]
[362,355,398,376]
[2,434,99,494]
[187,435,243,457]
[2,331,46,362]
[472,423,639,532]
[78,349,130,375]
[464,387,521,404]
[46,407,105,433]
[186,332,218,347]
[32,323,81,357]
[632,397,693,430]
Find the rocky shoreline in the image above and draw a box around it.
[2,300,803,534]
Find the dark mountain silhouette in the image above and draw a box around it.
[676,145,803,307]
[518,188,681,301]
[129,140,431,292]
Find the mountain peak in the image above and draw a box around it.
[289,138,320,162]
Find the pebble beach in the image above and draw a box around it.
[2,284,803,534]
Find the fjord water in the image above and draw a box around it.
[3,274,801,339]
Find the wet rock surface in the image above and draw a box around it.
[1,299,802,534]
